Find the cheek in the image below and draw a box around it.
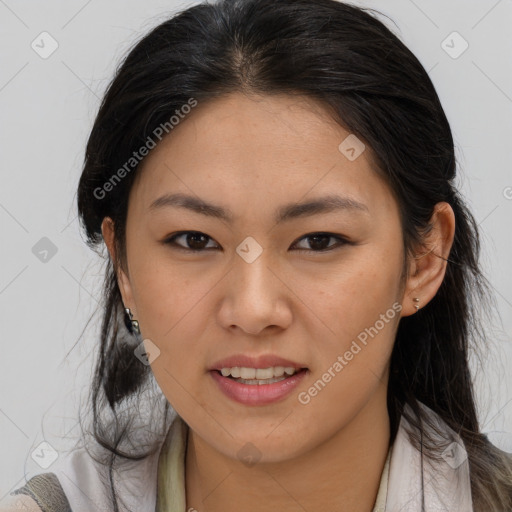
[134,277,210,419]
[290,262,401,436]
[304,250,402,339]
[129,246,206,334]
[295,248,402,403]
[127,253,228,413]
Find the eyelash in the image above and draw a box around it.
[162,231,351,253]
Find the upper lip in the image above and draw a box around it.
[209,354,307,371]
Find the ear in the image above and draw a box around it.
[101,217,136,314]
[400,202,455,317]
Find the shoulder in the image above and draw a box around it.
[0,473,71,512]
[0,494,42,512]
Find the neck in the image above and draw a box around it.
[185,385,391,512]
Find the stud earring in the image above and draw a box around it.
[125,307,140,334]
[413,297,420,311]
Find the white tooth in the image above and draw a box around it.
[256,368,274,379]
[234,375,290,385]
[273,366,285,377]
[222,366,301,380]
[240,367,256,379]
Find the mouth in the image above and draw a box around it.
[209,367,309,406]
[208,355,309,405]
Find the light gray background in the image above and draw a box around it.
[1,0,511,499]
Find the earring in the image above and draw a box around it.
[125,307,140,334]
[413,297,420,311]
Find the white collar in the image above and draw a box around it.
[386,401,473,511]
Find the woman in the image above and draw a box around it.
[4,0,512,510]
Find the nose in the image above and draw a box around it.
[217,251,293,336]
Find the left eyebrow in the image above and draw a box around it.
[148,192,369,224]
[275,195,369,222]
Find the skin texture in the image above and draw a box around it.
[102,92,455,512]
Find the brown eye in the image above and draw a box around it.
[164,231,219,251]
[163,231,350,253]
[291,233,349,252]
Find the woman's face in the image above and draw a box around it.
[106,92,412,463]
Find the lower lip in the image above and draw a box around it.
[210,369,308,406]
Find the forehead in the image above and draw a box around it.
[129,92,395,219]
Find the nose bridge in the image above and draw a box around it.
[220,240,291,334]
[232,243,277,304]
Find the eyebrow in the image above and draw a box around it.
[148,192,369,224]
